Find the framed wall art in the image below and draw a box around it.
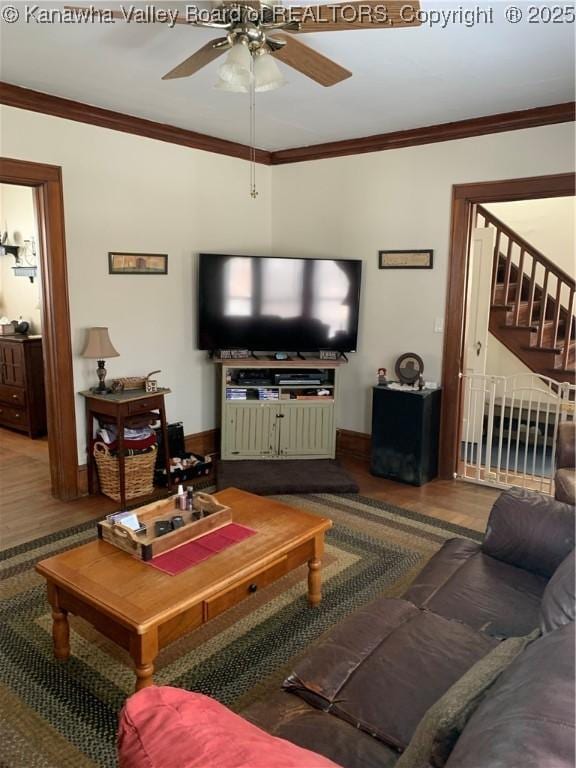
[379,250,433,269]
[108,252,168,275]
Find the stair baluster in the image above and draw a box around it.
[490,229,501,304]
[562,288,575,371]
[527,259,538,327]
[502,238,514,306]
[552,278,563,349]
[536,269,549,348]
[512,248,526,326]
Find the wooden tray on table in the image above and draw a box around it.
[97,492,231,561]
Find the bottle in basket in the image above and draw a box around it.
[175,484,187,511]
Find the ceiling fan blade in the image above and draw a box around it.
[270,34,351,87]
[162,39,230,80]
[288,1,422,31]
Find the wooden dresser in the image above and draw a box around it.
[0,335,47,438]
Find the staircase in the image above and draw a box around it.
[477,205,575,384]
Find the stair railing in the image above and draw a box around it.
[476,205,575,369]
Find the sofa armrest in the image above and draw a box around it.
[481,489,575,578]
[556,422,575,469]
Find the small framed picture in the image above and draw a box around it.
[108,252,168,275]
[379,250,433,269]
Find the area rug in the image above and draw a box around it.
[0,493,483,768]
[217,459,359,494]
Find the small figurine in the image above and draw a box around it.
[417,374,425,391]
[377,368,388,387]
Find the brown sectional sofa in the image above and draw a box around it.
[118,488,575,768]
[243,488,575,767]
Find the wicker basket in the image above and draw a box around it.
[93,441,157,502]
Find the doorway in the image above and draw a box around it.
[0,158,78,500]
[439,173,576,482]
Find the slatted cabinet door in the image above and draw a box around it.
[222,403,279,459]
[0,341,25,386]
[278,403,335,458]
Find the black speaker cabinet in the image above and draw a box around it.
[370,386,442,486]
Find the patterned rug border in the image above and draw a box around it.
[1,490,483,561]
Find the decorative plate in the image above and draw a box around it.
[395,353,424,385]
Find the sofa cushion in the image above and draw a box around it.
[243,691,399,768]
[540,549,575,635]
[445,621,575,768]
[404,539,547,638]
[395,630,539,768]
[481,488,575,578]
[117,687,342,768]
[283,598,497,751]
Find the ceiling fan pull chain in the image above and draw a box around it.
[249,55,258,199]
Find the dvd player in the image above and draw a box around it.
[274,372,326,385]
[278,379,322,385]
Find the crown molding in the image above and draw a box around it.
[1,82,573,167]
[269,102,576,164]
[0,82,273,165]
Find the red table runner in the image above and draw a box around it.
[148,523,256,576]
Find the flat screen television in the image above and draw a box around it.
[197,254,362,352]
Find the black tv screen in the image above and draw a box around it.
[197,254,362,352]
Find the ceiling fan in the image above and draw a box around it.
[66,1,422,90]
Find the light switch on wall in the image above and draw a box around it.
[434,317,444,333]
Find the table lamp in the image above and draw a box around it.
[81,327,119,393]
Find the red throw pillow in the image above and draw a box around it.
[118,687,342,768]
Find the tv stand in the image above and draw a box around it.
[215,358,346,460]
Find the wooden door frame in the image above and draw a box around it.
[439,172,576,479]
[1,157,79,499]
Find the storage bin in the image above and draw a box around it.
[154,421,213,487]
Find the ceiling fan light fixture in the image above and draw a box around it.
[218,40,253,88]
[253,50,286,92]
[214,79,249,93]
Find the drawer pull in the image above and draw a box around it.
[248,583,258,594]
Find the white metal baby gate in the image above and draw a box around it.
[458,372,575,494]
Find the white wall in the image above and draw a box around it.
[486,334,533,378]
[271,124,576,433]
[0,106,272,462]
[1,106,574,450]
[484,197,576,277]
[0,184,42,333]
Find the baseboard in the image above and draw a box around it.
[77,463,88,496]
[336,429,371,461]
[185,428,220,457]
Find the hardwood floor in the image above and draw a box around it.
[339,456,499,532]
[0,427,117,551]
[0,428,499,550]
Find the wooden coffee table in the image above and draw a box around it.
[35,488,332,692]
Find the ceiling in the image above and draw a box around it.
[1,1,574,151]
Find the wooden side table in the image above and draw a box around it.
[81,388,172,509]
